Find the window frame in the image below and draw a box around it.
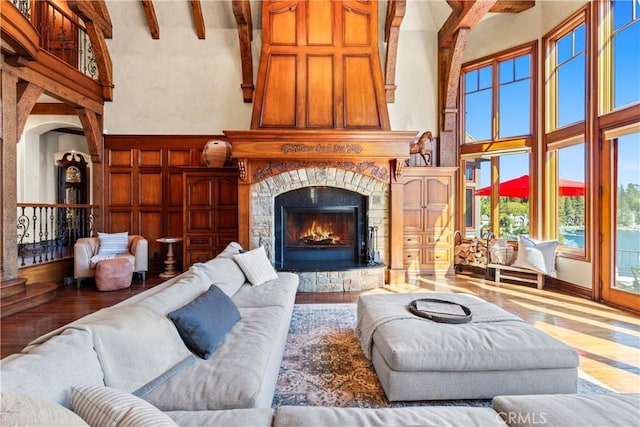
[543,5,591,262]
[460,42,538,240]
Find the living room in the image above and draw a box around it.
[1,0,639,424]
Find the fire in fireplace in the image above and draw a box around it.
[275,187,367,270]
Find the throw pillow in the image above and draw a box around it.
[232,246,278,286]
[97,232,129,256]
[512,235,558,277]
[71,386,177,427]
[0,393,88,427]
[168,285,241,359]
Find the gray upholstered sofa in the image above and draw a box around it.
[1,242,638,426]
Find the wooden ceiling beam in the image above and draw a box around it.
[383,0,406,103]
[141,0,160,40]
[30,103,77,115]
[437,0,497,167]
[191,0,206,39]
[490,1,535,13]
[232,0,254,103]
[68,0,112,39]
[16,82,43,137]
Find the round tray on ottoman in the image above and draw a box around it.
[95,257,133,291]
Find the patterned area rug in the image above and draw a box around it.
[272,303,610,409]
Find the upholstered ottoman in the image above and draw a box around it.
[356,293,579,401]
[95,258,133,291]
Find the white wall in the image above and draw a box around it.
[104,0,443,136]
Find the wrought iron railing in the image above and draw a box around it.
[17,203,96,267]
[12,0,98,79]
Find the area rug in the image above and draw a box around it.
[272,303,611,409]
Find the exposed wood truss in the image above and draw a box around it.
[67,0,114,100]
[30,103,77,115]
[141,0,160,39]
[191,1,206,39]
[437,0,497,167]
[383,0,406,103]
[16,82,43,137]
[76,108,103,164]
[232,0,254,103]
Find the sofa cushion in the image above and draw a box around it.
[0,328,104,407]
[492,393,640,427]
[233,246,278,286]
[166,408,274,427]
[137,267,211,315]
[140,305,292,410]
[71,386,177,427]
[273,406,507,427]
[215,241,244,259]
[232,272,299,309]
[0,393,89,427]
[168,285,242,359]
[193,257,247,297]
[97,231,129,255]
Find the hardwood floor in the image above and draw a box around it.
[2,272,639,394]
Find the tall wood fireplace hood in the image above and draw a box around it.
[224,1,417,250]
[224,0,417,184]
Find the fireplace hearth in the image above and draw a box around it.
[275,187,367,270]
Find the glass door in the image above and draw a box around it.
[601,129,640,310]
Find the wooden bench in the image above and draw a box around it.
[487,263,544,289]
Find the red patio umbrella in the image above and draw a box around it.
[475,174,585,198]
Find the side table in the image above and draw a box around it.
[156,237,183,278]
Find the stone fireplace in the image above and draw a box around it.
[223,2,419,291]
[248,165,390,292]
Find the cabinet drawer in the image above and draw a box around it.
[187,236,212,247]
[426,233,451,244]
[186,249,214,266]
[403,235,423,246]
[403,248,422,269]
[426,247,451,264]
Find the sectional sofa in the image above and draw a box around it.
[1,242,638,426]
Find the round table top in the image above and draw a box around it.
[156,237,183,244]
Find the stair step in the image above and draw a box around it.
[1,282,58,318]
[0,278,27,299]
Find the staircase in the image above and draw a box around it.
[1,279,58,318]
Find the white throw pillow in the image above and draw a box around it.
[71,386,177,427]
[215,241,244,259]
[512,236,558,277]
[232,246,278,286]
[98,232,129,256]
[0,393,88,427]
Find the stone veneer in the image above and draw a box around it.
[251,167,389,292]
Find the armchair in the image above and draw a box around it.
[74,235,148,287]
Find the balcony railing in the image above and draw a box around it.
[17,203,96,267]
[12,0,98,79]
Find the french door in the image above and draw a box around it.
[600,127,640,311]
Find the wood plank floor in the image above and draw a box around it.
[2,272,639,394]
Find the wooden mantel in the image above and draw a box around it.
[224,129,418,249]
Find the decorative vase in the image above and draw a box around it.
[202,140,232,167]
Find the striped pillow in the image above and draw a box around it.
[98,232,129,256]
[232,246,278,286]
[71,386,176,427]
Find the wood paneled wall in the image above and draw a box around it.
[103,135,236,272]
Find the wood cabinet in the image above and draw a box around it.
[183,170,238,268]
[400,167,456,277]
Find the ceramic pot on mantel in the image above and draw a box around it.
[202,140,232,167]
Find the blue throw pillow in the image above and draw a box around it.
[167,285,241,359]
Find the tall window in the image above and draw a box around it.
[461,44,536,239]
[611,0,640,109]
[544,8,589,258]
[464,50,532,142]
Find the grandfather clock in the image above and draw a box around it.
[57,152,88,205]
